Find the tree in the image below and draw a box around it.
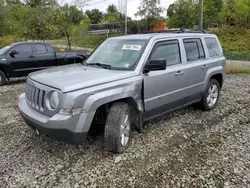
[167,4,175,17]
[25,0,57,8]
[203,0,223,28]
[167,0,223,29]
[234,0,250,27]
[101,5,120,23]
[107,4,118,14]
[167,0,198,29]
[219,0,250,27]
[85,9,103,24]
[56,4,84,50]
[5,0,22,5]
[101,13,118,23]
[0,0,5,35]
[135,0,164,30]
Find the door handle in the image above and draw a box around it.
[29,55,35,58]
[175,70,184,76]
[202,65,208,69]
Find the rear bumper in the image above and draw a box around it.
[18,93,95,144]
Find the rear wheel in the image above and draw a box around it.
[104,102,132,153]
[0,70,7,86]
[199,79,220,111]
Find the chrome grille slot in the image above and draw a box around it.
[36,89,40,107]
[34,88,38,108]
[31,87,35,106]
[28,84,32,102]
[41,90,45,108]
[25,82,45,111]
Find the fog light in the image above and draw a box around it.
[59,108,81,116]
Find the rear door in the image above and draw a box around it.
[33,43,57,70]
[7,43,35,77]
[143,39,187,119]
[182,38,208,103]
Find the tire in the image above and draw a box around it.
[199,79,220,111]
[89,106,106,136]
[104,102,132,153]
[0,70,7,86]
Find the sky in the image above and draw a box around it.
[62,0,176,20]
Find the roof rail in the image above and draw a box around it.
[138,28,208,34]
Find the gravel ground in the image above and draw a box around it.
[0,75,250,188]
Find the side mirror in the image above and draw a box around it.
[143,59,166,73]
[9,50,18,57]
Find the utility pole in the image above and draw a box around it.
[124,0,128,34]
[199,0,203,30]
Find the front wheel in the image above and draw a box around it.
[0,70,7,86]
[199,79,220,111]
[104,102,132,153]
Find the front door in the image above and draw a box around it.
[143,39,187,119]
[7,43,35,77]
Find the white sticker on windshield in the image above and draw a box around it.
[122,44,141,51]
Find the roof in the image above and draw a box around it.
[11,41,50,46]
[111,32,216,40]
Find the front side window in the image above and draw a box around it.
[150,40,181,66]
[205,37,221,57]
[183,38,205,61]
[86,39,148,70]
[35,44,47,54]
[12,44,32,54]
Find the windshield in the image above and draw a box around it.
[0,46,11,55]
[86,39,148,70]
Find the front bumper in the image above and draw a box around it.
[18,93,95,144]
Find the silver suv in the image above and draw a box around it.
[18,32,226,153]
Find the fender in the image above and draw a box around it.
[81,81,142,112]
[0,63,9,78]
[72,79,144,133]
[203,65,224,92]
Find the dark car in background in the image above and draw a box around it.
[0,42,90,85]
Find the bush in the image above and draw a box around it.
[71,33,121,49]
[0,35,21,48]
[209,27,250,61]
[224,52,250,61]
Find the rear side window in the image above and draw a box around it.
[150,40,181,66]
[45,44,54,52]
[183,38,205,62]
[205,38,221,57]
[35,44,48,54]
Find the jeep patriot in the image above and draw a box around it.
[18,32,226,153]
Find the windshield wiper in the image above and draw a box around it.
[87,63,112,70]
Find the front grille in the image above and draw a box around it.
[25,83,46,111]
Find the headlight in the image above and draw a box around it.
[50,91,59,109]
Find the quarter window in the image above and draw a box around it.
[205,38,221,57]
[35,44,48,54]
[150,40,181,66]
[183,39,205,61]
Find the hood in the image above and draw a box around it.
[29,64,137,93]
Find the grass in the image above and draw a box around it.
[226,63,250,74]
